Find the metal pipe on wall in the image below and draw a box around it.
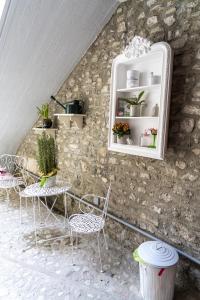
[66,191,200,266]
[27,168,199,266]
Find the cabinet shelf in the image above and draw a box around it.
[109,143,158,159]
[115,116,159,119]
[117,84,160,93]
[54,114,86,117]
[112,143,157,151]
[54,114,86,129]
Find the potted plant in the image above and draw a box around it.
[120,91,145,117]
[112,122,130,144]
[37,132,57,187]
[37,103,52,128]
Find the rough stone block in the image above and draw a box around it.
[183,105,200,115]
[27,158,38,174]
[164,15,175,26]
[180,118,195,133]
[176,161,186,170]
[117,21,126,32]
[171,35,188,49]
[165,7,176,15]
[147,0,157,7]
[147,16,158,27]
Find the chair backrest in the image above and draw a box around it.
[79,184,111,218]
[22,170,39,187]
[0,154,26,176]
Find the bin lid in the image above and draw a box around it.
[138,241,179,268]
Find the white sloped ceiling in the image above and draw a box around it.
[0,0,119,154]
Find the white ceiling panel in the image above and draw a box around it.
[0,0,118,154]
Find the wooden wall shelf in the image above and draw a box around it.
[54,114,86,129]
[33,127,57,138]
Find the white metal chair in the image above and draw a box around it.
[0,154,26,202]
[68,184,111,272]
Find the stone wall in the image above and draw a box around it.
[17,0,200,290]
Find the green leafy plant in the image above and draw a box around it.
[120,91,145,107]
[37,104,49,119]
[37,132,57,186]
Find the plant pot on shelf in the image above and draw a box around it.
[43,118,52,128]
[117,135,126,144]
[140,104,146,116]
[40,175,56,188]
[130,105,139,117]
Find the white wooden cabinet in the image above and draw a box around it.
[108,42,173,160]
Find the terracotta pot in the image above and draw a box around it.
[43,175,56,188]
[117,136,126,144]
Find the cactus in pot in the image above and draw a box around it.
[37,132,57,187]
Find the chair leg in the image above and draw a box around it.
[70,229,75,266]
[102,228,108,250]
[75,232,78,249]
[20,196,22,224]
[6,189,9,203]
[97,232,103,273]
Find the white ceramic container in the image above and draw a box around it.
[138,241,179,300]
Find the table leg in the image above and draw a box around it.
[75,232,78,249]
[38,196,41,224]
[43,196,60,224]
[63,193,69,227]
[32,197,38,246]
[44,196,47,206]
[6,189,9,203]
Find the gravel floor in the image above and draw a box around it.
[0,191,199,300]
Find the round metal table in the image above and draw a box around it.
[21,182,71,245]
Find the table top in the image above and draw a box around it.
[23,182,71,197]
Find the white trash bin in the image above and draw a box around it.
[135,241,179,300]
